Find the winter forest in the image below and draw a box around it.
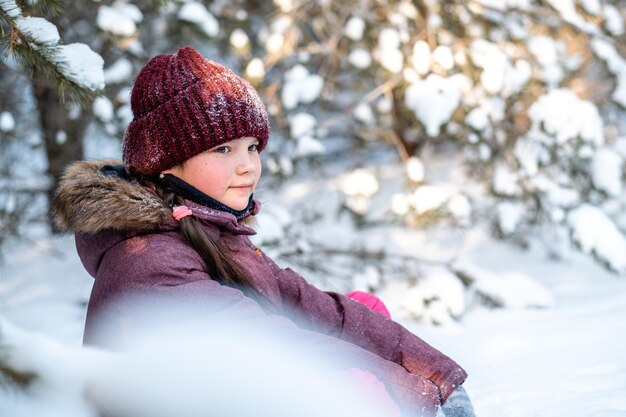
[1,0,626,416]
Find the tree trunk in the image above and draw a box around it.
[32,80,93,233]
[391,86,419,158]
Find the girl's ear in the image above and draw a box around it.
[161,164,183,177]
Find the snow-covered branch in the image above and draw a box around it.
[0,0,104,102]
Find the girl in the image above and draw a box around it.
[54,46,474,417]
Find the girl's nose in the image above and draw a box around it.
[235,151,255,174]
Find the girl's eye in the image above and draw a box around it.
[214,146,230,154]
[248,143,259,152]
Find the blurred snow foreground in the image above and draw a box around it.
[0,304,398,417]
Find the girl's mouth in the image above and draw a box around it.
[230,184,253,190]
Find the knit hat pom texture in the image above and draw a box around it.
[123,46,270,175]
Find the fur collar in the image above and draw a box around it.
[53,160,171,234]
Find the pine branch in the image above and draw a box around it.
[26,0,64,17]
[0,3,103,104]
[0,364,38,389]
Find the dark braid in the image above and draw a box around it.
[151,181,274,310]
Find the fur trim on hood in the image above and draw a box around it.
[53,160,170,234]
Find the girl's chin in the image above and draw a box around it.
[225,198,251,211]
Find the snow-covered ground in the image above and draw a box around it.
[408,233,626,417]
[1,217,625,416]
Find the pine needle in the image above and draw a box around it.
[0,7,101,105]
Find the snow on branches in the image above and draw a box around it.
[0,0,104,101]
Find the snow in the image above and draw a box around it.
[116,104,133,128]
[477,143,491,160]
[294,135,325,158]
[513,137,546,176]
[411,184,456,214]
[252,205,291,245]
[527,36,564,86]
[265,32,285,53]
[0,317,105,417]
[427,14,442,29]
[84,324,399,417]
[275,155,295,177]
[568,204,626,273]
[405,74,466,137]
[496,201,524,234]
[579,0,601,15]
[0,293,398,417]
[432,45,454,72]
[544,0,598,33]
[0,111,16,132]
[534,177,579,208]
[93,97,114,123]
[2,4,626,414]
[96,5,142,37]
[391,193,411,216]
[591,147,623,197]
[492,163,519,196]
[348,48,372,69]
[381,267,466,325]
[178,2,219,38]
[15,16,60,44]
[338,168,379,198]
[55,130,67,145]
[376,96,392,113]
[104,58,133,84]
[230,28,249,50]
[0,0,21,17]
[58,44,105,92]
[447,194,471,224]
[116,3,143,25]
[469,39,531,96]
[603,4,624,36]
[3,169,626,417]
[615,136,626,158]
[376,28,404,73]
[465,107,489,131]
[456,261,555,309]
[591,38,626,108]
[528,88,604,146]
[281,65,324,110]
[274,0,295,13]
[411,40,431,75]
[288,112,317,139]
[351,265,381,292]
[405,156,425,182]
[474,0,531,10]
[353,103,375,126]
[344,16,366,41]
[12,11,104,92]
[245,58,266,79]
[337,169,379,214]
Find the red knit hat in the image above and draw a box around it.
[123,46,270,175]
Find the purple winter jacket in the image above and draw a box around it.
[53,160,467,416]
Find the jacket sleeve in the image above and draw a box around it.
[87,234,443,416]
[263,254,467,402]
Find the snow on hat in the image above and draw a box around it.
[123,46,270,175]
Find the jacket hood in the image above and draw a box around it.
[53,160,171,234]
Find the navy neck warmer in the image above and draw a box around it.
[157,173,254,218]
[99,165,254,218]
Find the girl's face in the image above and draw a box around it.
[163,136,261,210]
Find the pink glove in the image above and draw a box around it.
[345,290,391,319]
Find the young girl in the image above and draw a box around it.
[54,46,474,417]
